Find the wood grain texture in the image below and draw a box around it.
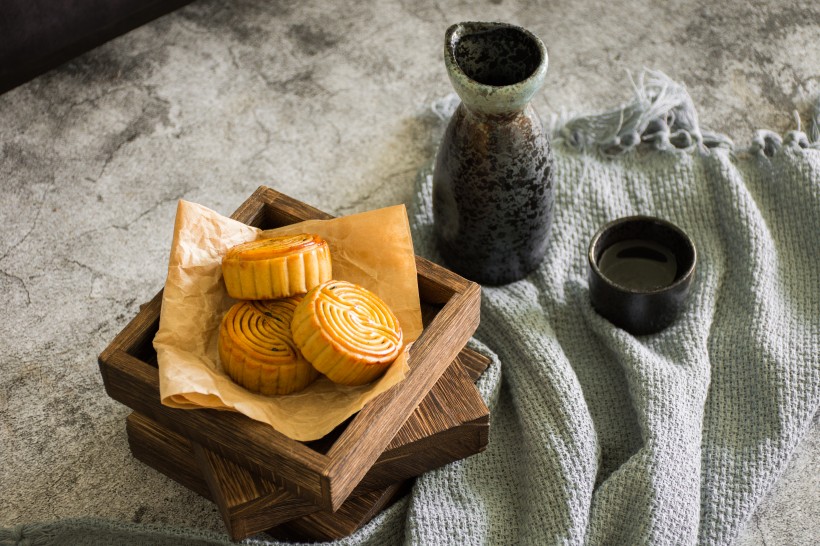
[270,482,409,542]
[192,444,319,540]
[457,348,491,382]
[98,289,162,365]
[125,350,488,541]
[126,413,212,500]
[415,256,475,305]
[99,185,484,514]
[352,360,488,494]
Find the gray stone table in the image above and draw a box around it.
[1,1,817,544]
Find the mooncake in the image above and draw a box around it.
[291,280,403,386]
[222,234,332,300]
[218,297,319,395]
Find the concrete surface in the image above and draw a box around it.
[1,0,817,543]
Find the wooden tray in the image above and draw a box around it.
[98,186,483,513]
[127,348,489,541]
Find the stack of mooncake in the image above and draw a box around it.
[218,233,405,394]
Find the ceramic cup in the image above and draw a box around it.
[587,215,697,335]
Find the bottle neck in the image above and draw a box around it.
[460,102,531,123]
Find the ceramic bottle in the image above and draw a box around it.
[433,22,554,285]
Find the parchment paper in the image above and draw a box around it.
[153,200,423,441]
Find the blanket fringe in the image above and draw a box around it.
[431,70,820,157]
[0,523,59,545]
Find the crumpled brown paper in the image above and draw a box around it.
[153,200,423,441]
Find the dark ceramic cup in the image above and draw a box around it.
[587,216,697,335]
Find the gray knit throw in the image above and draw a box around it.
[3,71,818,546]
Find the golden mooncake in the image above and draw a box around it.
[291,280,403,386]
[222,233,332,300]
[218,297,319,395]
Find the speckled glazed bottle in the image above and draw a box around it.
[433,22,554,285]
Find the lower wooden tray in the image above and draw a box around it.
[127,348,490,541]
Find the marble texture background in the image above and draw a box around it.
[0,0,817,543]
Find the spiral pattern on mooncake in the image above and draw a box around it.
[222,234,332,300]
[219,297,318,395]
[291,280,403,386]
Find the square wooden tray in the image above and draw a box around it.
[127,348,489,540]
[98,186,483,514]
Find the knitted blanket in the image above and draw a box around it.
[3,71,818,545]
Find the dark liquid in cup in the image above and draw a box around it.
[598,239,678,291]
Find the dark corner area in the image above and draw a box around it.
[0,0,194,94]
